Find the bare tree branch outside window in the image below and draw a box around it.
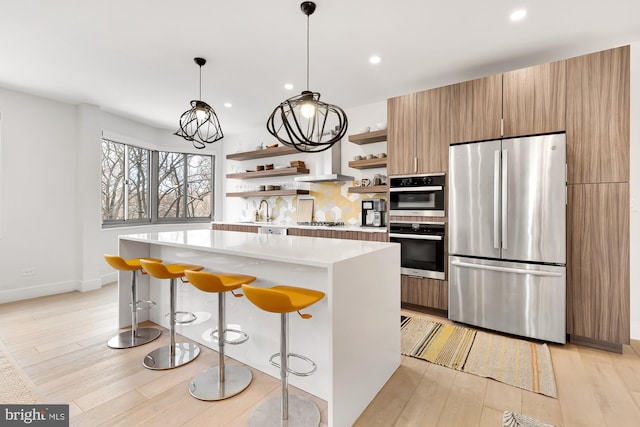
[102,139,213,226]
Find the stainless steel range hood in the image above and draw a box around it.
[295,173,354,182]
[294,141,354,183]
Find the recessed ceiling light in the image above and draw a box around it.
[510,9,527,21]
[284,83,294,90]
[369,55,381,65]
[224,102,232,108]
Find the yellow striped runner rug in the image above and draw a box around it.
[401,317,475,369]
[463,330,557,398]
[400,317,558,398]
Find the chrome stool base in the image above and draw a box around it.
[189,365,252,401]
[107,327,162,349]
[248,395,320,427]
[143,342,200,370]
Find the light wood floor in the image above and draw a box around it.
[1,284,640,426]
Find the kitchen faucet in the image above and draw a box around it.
[259,199,270,222]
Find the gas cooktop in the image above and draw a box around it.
[296,221,345,227]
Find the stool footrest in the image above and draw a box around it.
[269,352,317,377]
[131,299,156,311]
[210,328,249,345]
[164,311,197,325]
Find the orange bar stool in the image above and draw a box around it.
[103,255,163,349]
[184,270,257,401]
[139,259,204,370]
[242,284,325,427]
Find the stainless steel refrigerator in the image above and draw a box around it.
[448,133,567,343]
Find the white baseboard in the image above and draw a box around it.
[0,280,81,304]
[102,272,117,286]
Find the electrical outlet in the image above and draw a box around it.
[22,267,36,276]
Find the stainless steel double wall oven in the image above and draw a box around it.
[389,173,446,280]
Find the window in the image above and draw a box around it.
[101,138,214,226]
[157,151,212,220]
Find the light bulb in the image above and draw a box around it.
[195,108,207,123]
[300,101,316,118]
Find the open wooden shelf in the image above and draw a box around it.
[226,189,310,198]
[348,185,388,194]
[348,157,387,169]
[226,167,309,180]
[226,146,298,161]
[348,129,387,145]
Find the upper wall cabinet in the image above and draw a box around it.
[416,85,452,174]
[387,87,452,176]
[450,75,502,144]
[503,60,566,137]
[566,45,630,184]
[387,93,417,176]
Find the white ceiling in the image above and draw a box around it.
[1,1,639,136]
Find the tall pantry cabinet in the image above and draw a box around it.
[566,45,630,351]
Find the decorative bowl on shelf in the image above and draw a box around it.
[375,122,387,130]
[359,126,371,133]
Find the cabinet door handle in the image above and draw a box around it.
[414,157,418,174]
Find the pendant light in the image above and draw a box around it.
[266,1,348,153]
[175,57,224,149]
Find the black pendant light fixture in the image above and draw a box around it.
[175,57,223,149]
[266,1,348,152]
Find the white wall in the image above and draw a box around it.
[0,87,217,303]
[0,87,80,301]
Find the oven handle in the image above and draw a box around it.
[389,233,443,241]
[451,260,562,277]
[389,186,443,192]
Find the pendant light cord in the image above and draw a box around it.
[199,64,202,99]
[306,13,310,91]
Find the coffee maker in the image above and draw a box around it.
[361,199,386,227]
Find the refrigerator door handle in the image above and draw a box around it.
[501,149,508,250]
[451,260,563,277]
[493,150,500,249]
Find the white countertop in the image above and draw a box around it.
[212,221,387,233]
[120,228,396,268]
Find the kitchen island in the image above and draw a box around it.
[118,229,400,427]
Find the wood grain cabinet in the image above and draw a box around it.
[566,45,630,184]
[401,276,448,311]
[212,224,258,233]
[567,183,629,349]
[387,87,452,175]
[450,75,502,144]
[416,86,452,173]
[503,60,566,137]
[387,93,417,175]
